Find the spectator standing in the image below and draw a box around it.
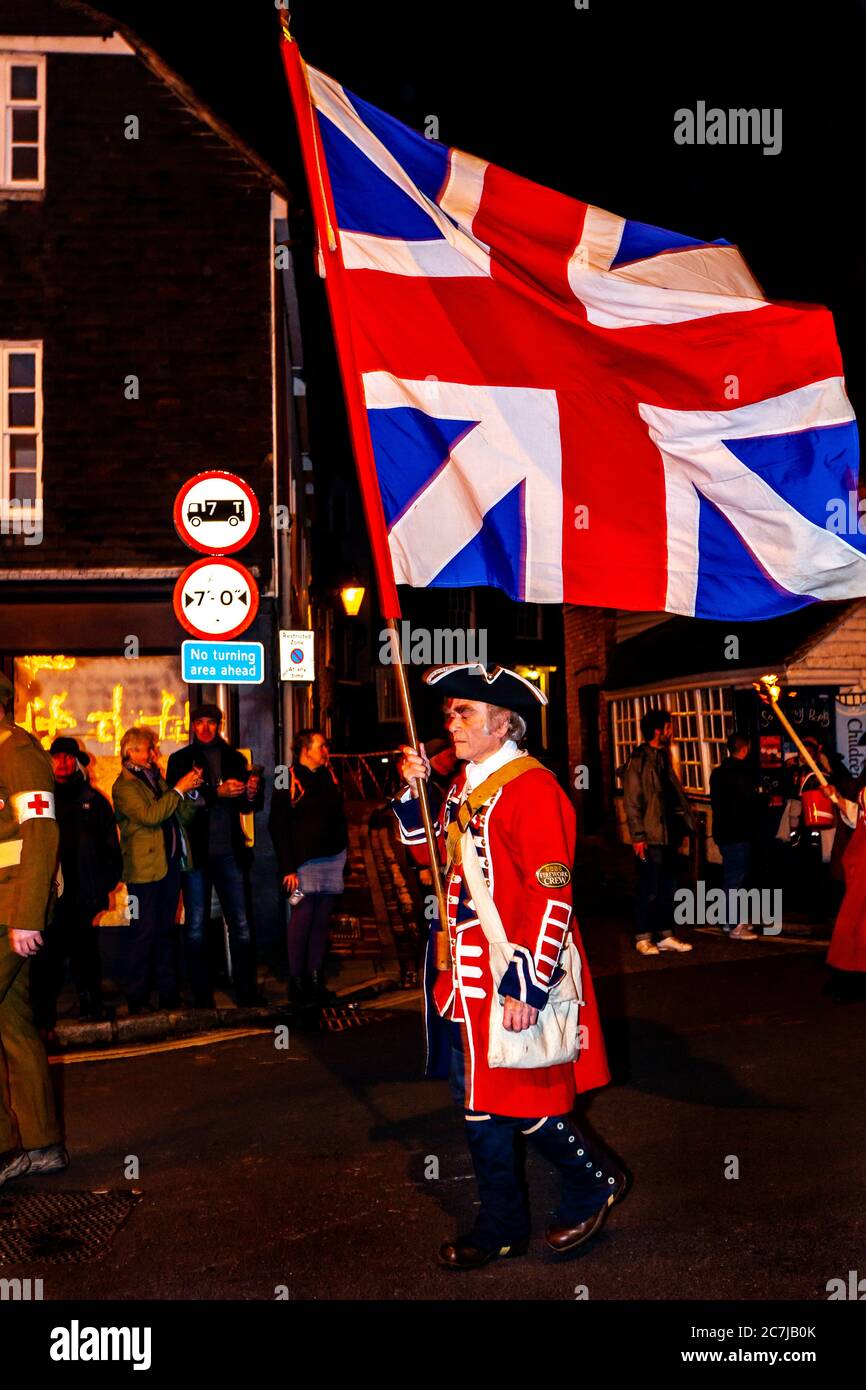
[623,709,695,956]
[710,733,765,940]
[166,704,264,1008]
[268,730,348,1010]
[30,737,121,1033]
[112,728,200,1015]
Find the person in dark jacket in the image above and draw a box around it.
[709,733,766,940]
[30,738,121,1032]
[268,729,348,1009]
[623,709,695,956]
[166,704,264,1008]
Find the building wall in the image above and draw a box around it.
[0,34,274,579]
[787,605,866,689]
[563,604,616,834]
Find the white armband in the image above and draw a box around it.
[10,790,56,823]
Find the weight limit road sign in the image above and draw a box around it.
[174,470,260,555]
[173,557,259,640]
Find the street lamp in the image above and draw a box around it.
[340,583,365,617]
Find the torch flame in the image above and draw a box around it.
[756,673,781,704]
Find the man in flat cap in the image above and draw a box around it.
[0,671,68,1189]
[394,663,625,1268]
[167,703,264,1007]
[29,738,121,1033]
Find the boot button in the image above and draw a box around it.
[557,1123,564,1130]
[596,1170,602,1177]
[577,1149,584,1156]
[568,1136,575,1143]
[608,1177,616,1184]
[586,1161,592,1167]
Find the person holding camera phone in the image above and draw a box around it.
[166,704,264,1008]
[268,729,347,1013]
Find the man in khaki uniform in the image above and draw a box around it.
[0,671,69,1189]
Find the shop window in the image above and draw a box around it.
[610,685,734,794]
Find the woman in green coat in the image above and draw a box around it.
[112,728,200,1014]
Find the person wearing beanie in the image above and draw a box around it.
[166,704,264,1008]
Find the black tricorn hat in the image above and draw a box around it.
[424,663,547,713]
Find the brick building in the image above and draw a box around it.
[0,0,318,944]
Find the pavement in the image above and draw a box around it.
[49,807,406,1051]
[4,917,862,1301]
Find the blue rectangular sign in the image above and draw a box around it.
[182,640,264,685]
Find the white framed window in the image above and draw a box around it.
[610,685,734,794]
[1,341,43,518]
[1,54,45,190]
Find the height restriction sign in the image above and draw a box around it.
[174,471,260,555]
[173,557,259,640]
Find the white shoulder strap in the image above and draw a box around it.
[459,827,509,945]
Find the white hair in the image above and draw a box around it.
[482,703,526,744]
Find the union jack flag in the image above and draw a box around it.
[281,39,864,621]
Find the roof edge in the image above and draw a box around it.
[56,0,289,199]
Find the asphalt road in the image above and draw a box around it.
[5,929,865,1302]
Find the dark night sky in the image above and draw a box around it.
[100,0,866,491]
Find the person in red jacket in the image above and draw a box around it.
[394,663,624,1270]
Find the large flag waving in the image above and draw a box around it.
[281,34,864,621]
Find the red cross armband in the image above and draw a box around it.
[10,790,57,823]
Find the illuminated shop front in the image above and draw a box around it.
[14,653,190,802]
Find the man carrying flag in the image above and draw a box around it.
[394,664,623,1268]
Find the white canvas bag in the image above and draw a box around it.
[459,825,584,1069]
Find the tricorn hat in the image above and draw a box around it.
[424,663,547,713]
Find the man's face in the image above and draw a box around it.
[127,740,154,768]
[193,717,219,744]
[660,722,674,746]
[51,753,78,781]
[305,734,328,768]
[444,699,508,764]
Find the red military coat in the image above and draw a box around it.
[393,750,610,1116]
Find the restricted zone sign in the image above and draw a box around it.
[173,557,259,640]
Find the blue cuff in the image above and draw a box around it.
[497,947,563,1012]
[390,785,443,843]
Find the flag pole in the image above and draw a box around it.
[757,674,857,824]
[278,16,451,969]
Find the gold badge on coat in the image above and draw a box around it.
[535,861,571,888]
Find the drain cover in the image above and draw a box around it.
[0,1189,142,1265]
